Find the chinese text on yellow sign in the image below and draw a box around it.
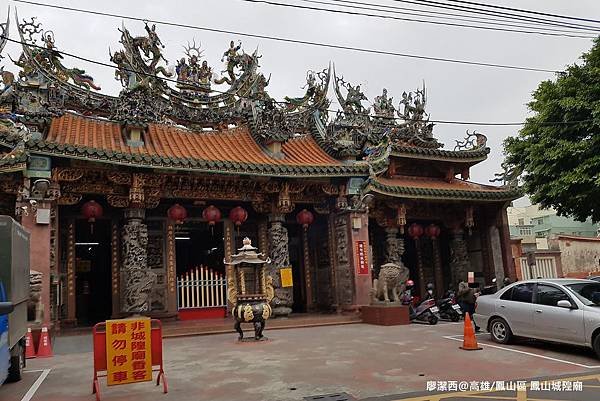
[106,317,152,386]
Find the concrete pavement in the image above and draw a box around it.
[2,321,600,401]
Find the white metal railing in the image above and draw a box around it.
[177,265,227,309]
[519,256,558,280]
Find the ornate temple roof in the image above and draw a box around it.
[366,176,521,201]
[5,113,369,177]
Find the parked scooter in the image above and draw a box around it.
[402,280,438,325]
[425,283,461,322]
[437,296,462,322]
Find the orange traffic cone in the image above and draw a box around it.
[460,313,482,351]
[36,326,53,358]
[25,327,36,359]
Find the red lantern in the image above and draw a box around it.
[296,209,314,231]
[229,206,248,232]
[425,224,441,239]
[408,223,424,240]
[81,200,103,234]
[82,200,103,223]
[202,205,222,226]
[167,203,187,224]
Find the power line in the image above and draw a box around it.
[240,0,595,39]
[438,0,600,25]
[325,0,600,33]
[1,35,594,127]
[391,0,600,33]
[11,0,561,73]
[298,0,598,36]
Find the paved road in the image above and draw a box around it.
[1,321,600,401]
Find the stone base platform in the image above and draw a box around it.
[361,304,410,326]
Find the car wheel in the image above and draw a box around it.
[7,343,24,382]
[593,334,600,359]
[490,318,512,344]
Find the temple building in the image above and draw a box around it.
[0,14,520,327]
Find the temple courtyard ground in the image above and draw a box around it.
[2,321,600,401]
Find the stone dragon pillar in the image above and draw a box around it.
[121,208,155,314]
[449,227,470,286]
[267,213,293,316]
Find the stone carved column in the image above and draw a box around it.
[488,225,506,287]
[449,228,470,285]
[267,213,293,316]
[384,227,402,264]
[121,208,155,314]
[333,214,353,307]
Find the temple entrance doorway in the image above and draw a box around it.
[175,221,225,278]
[74,218,112,326]
[288,215,333,314]
[174,220,226,314]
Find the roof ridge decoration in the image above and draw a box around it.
[15,15,101,91]
[315,69,445,159]
[249,65,331,145]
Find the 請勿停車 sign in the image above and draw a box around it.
[105,317,152,386]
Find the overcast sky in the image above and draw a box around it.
[3,0,599,204]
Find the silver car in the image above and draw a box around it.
[474,279,600,357]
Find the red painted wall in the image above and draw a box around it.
[22,210,51,325]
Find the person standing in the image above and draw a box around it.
[457,281,480,332]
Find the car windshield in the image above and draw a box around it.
[565,282,600,306]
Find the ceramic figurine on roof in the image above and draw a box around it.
[373,88,395,120]
[115,22,172,90]
[214,40,257,86]
[175,40,217,98]
[333,73,369,117]
[389,82,441,149]
[284,67,330,112]
[14,17,101,91]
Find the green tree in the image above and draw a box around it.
[504,39,600,222]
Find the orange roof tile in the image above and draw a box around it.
[46,114,341,167]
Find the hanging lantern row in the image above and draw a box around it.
[296,209,315,231]
[408,223,424,240]
[81,200,103,234]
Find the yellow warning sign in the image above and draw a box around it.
[280,267,293,287]
[106,317,152,386]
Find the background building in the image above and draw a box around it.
[508,204,600,279]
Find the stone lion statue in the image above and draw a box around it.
[371,262,410,303]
